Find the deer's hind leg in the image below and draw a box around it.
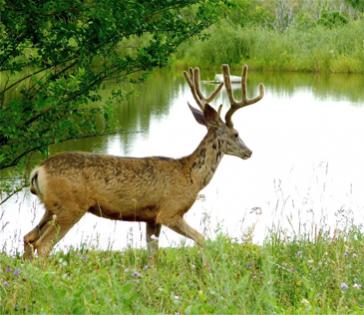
[23,211,53,259]
[33,200,86,258]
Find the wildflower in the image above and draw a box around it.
[132,271,141,278]
[250,206,262,215]
[340,282,349,291]
[245,263,253,269]
[13,269,20,277]
[62,273,69,280]
[5,266,11,273]
[296,250,303,258]
[344,251,349,257]
[172,294,181,304]
[150,234,159,241]
[3,281,9,287]
[353,283,362,290]
[301,298,310,306]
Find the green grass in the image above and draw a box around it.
[1,229,364,314]
[173,20,364,74]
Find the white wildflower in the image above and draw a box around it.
[301,298,310,306]
[150,234,159,241]
[353,283,362,289]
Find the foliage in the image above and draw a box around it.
[345,0,364,12]
[0,0,225,195]
[1,230,364,314]
[174,20,253,66]
[223,0,274,28]
[174,12,364,74]
[318,11,349,28]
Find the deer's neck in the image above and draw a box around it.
[183,130,224,190]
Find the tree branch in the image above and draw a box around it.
[0,144,44,170]
[0,185,25,206]
[0,57,77,96]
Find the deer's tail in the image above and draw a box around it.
[30,168,42,197]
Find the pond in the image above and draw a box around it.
[2,68,364,255]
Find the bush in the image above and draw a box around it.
[318,11,349,28]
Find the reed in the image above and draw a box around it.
[173,20,364,74]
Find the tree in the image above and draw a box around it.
[346,0,364,12]
[0,0,225,201]
[224,0,273,28]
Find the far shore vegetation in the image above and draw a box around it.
[173,0,364,74]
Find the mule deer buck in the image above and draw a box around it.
[24,64,264,259]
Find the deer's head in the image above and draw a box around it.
[184,64,264,160]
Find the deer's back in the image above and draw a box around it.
[34,152,197,221]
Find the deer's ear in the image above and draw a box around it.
[203,104,219,123]
[188,103,206,126]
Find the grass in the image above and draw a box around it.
[173,20,364,74]
[1,229,364,314]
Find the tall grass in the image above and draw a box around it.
[173,20,364,74]
[1,228,364,314]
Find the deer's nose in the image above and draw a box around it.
[243,150,252,159]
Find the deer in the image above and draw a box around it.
[23,64,264,259]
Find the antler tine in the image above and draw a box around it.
[223,64,265,127]
[241,64,248,103]
[193,67,204,101]
[183,67,194,89]
[183,68,204,111]
[188,67,193,77]
[222,64,237,107]
[206,81,223,103]
[241,65,265,105]
[184,67,224,111]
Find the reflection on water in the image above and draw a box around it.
[253,71,364,104]
[52,70,182,155]
[2,69,364,255]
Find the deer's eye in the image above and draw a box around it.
[234,133,239,138]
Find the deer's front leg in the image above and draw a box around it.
[160,216,205,246]
[146,221,161,255]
